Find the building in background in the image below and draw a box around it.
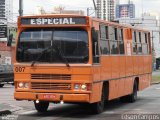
[0,0,14,65]
[54,9,84,16]
[116,1,135,18]
[96,0,115,21]
[0,0,13,23]
[107,0,115,21]
[117,13,160,58]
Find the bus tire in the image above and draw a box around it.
[128,81,138,103]
[91,84,106,114]
[34,101,49,113]
[0,84,4,88]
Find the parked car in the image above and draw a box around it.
[0,64,14,87]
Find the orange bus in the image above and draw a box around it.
[13,15,152,114]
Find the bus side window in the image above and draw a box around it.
[137,31,142,54]
[92,27,100,63]
[100,25,110,55]
[148,32,152,54]
[132,30,137,54]
[118,28,124,54]
[109,26,119,54]
[142,32,149,55]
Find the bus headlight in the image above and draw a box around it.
[74,83,91,91]
[81,84,87,90]
[18,82,24,88]
[74,84,80,90]
[18,82,29,89]
[24,83,29,88]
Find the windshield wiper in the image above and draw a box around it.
[55,46,70,68]
[52,41,70,68]
[31,46,52,67]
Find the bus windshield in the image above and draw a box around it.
[17,28,89,63]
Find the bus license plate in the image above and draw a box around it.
[43,94,56,99]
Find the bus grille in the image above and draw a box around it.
[31,74,71,80]
[31,82,71,90]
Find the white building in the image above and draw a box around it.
[0,0,13,24]
[117,13,160,58]
[96,0,115,21]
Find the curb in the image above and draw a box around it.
[0,110,11,116]
[151,82,160,85]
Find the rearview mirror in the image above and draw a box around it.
[91,27,98,43]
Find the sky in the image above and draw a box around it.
[12,0,160,18]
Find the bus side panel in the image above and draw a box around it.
[133,56,139,75]
[138,56,144,74]
[108,80,119,100]
[108,77,134,100]
[117,78,125,97]
[90,82,103,103]
[119,56,126,77]
[144,56,149,73]
[100,56,112,80]
[124,77,134,96]
[90,67,102,103]
[139,74,151,91]
[139,56,152,90]
[126,56,133,76]
[111,56,120,79]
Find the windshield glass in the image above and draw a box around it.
[16,28,89,63]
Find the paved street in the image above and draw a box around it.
[0,83,160,120]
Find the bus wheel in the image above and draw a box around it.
[0,84,4,88]
[34,101,49,113]
[91,85,106,114]
[128,81,138,103]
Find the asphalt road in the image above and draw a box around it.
[1,84,160,120]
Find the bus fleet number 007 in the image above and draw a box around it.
[15,67,25,72]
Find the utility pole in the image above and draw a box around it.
[19,0,23,16]
[92,0,97,18]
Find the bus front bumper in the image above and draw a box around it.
[14,92,90,103]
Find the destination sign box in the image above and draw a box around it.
[0,25,7,38]
[21,17,87,25]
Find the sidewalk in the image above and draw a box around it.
[0,103,22,116]
[152,69,160,84]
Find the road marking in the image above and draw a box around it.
[37,116,64,120]
[19,110,37,115]
[155,87,160,90]
[103,111,116,114]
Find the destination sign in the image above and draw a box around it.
[21,17,87,25]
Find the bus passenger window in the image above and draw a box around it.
[145,33,148,43]
[132,31,137,54]
[110,41,118,54]
[109,26,118,54]
[100,40,110,54]
[142,32,149,55]
[137,43,142,54]
[114,28,118,40]
[109,26,115,41]
[132,31,136,42]
[139,32,141,43]
[100,25,110,55]
[118,28,124,54]
[137,32,142,54]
